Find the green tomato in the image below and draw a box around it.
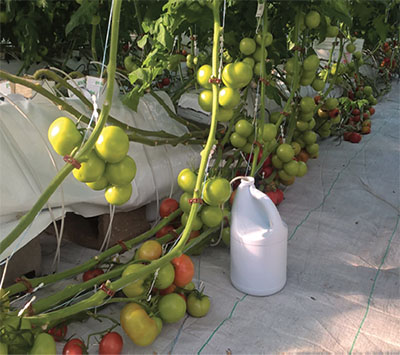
[96,126,129,163]
[312,78,325,91]
[300,97,316,114]
[278,169,292,181]
[242,57,255,69]
[104,183,132,205]
[105,155,137,186]
[326,26,339,37]
[48,117,82,156]
[86,175,109,191]
[222,62,253,89]
[283,160,299,176]
[235,119,253,138]
[241,142,253,154]
[255,32,273,47]
[363,86,373,96]
[308,118,316,130]
[346,43,356,53]
[30,333,56,355]
[230,132,247,148]
[73,150,105,183]
[296,120,309,132]
[124,56,138,72]
[325,98,338,110]
[239,37,256,55]
[150,316,163,336]
[198,90,213,112]
[218,87,240,109]
[177,168,196,193]
[306,143,319,155]
[276,143,295,163]
[155,263,175,290]
[197,65,212,89]
[252,47,268,62]
[0,11,9,24]
[291,142,301,155]
[122,264,147,297]
[91,14,100,25]
[187,292,211,317]
[221,227,230,247]
[158,294,187,323]
[303,130,317,145]
[296,161,308,177]
[179,192,192,213]
[262,123,277,141]
[181,213,203,231]
[305,11,321,29]
[203,177,232,206]
[3,317,33,354]
[216,107,234,122]
[270,112,281,124]
[303,55,320,72]
[271,154,283,169]
[200,205,223,228]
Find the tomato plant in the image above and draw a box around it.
[99,332,123,355]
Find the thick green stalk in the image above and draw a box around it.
[0,0,122,259]
[251,3,268,177]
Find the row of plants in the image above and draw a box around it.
[0,0,399,353]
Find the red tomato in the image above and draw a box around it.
[349,132,362,143]
[48,324,67,342]
[343,132,352,141]
[162,78,171,86]
[99,332,123,355]
[261,166,273,178]
[262,154,272,168]
[63,339,86,355]
[266,189,283,206]
[159,198,179,218]
[82,268,104,282]
[329,108,340,118]
[352,115,361,122]
[181,49,188,56]
[159,283,176,295]
[156,225,175,239]
[352,108,360,115]
[171,254,195,287]
[369,107,375,115]
[314,95,321,104]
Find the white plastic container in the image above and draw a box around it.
[230,177,288,296]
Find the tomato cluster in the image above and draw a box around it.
[48,120,136,206]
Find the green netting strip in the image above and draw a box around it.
[197,294,248,354]
[348,215,400,354]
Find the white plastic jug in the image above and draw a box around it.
[230,176,288,296]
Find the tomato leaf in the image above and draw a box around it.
[129,68,151,85]
[65,0,98,35]
[156,23,173,48]
[265,85,281,106]
[122,86,143,112]
[372,15,389,41]
[137,34,148,49]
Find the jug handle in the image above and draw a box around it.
[250,184,283,229]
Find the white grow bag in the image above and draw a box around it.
[0,84,201,261]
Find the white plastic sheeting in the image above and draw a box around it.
[35,81,399,353]
[0,88,201,261]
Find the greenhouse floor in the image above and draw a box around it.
[39,82,399,354]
